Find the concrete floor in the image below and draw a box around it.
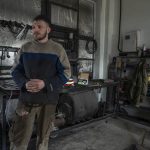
[1,116,150,150]
[1,96,150,150]
[46,117,150,150]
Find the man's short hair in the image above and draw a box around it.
[33,15,51,26]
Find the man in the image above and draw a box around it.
[9,15,71,150]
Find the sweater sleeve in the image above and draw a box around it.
[11,48,28,89]
[47,45,71,91]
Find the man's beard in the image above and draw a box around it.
[34,32,47,41]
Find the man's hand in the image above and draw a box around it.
[25,79,45,93]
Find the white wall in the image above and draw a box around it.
[121,0,150,48]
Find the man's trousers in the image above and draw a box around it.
[9,101,56,150]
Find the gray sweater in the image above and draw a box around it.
[11,39,71,104]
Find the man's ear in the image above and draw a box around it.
[47,27,51,34]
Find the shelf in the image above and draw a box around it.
[118,55,150,59]
[79,35,94,41]
[69,58,94,64]
[77,58,94,61]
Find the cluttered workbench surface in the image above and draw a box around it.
[0,78,118,93]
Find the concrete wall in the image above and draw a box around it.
[121,0,150,48]
[94,0,150,78]
[94,0,119,79]
[93,0,120,101]
[0,0,40,47]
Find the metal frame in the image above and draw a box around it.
[1,91,19,150]
[0,46,19,52]
[43,0,96,76]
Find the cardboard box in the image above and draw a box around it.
[78,72,89,85]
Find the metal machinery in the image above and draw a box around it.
[108,52,150,124]
[58,90,99,125]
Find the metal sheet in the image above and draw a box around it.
[79,0,95,36]
[51,4,77,29]
[0,26,33,47]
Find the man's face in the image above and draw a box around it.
[32,20,51,41]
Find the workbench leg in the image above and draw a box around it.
[113,85,119,114]
[2,96,7,150]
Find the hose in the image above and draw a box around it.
[85,39,97,54]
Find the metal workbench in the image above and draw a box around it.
[0,79,119,150]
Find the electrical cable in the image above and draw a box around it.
[85,39,97,54]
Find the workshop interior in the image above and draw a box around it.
[0,0,150,150]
